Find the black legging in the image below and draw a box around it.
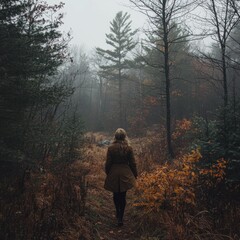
[113,191,126,221]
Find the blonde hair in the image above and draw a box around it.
[113,128,130,145]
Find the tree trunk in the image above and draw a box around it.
[119,68,123,127]
[98,76,103,130]
[163,1,174,160]
[164,48,174,160]
[222,49,228,108]
[221,48,229,158]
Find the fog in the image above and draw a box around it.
[48,0,147,50]
[2,1,240,239]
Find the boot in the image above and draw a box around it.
[117,217,123,227]
[117,206,124,226]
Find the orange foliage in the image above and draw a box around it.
[172,118,192,140]
[134,149,227,213]
[144,96,159,106]
[128,109,148,136]
[134,149,201,211]
[199,158,227,187]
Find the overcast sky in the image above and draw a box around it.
[48,0,147,51]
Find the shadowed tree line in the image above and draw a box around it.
[1,0,240,239]
[0,1,87,239]
[0,0,84,166]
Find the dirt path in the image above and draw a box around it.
[84,144,140,240]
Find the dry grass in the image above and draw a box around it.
[126,129,239,240]
[1,128,239,240]
[0,159,92,240]
[83,133,147,239]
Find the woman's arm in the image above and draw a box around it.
[128,147,138,178]
[105,147,112,175]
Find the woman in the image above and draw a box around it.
[104,128,138,227]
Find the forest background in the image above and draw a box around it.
[1,0,240,239]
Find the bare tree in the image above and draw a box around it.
[130,0,197,160]
[195,0,240,157]
[199,0,240,107]
[91,51,109,130]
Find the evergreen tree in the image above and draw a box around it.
[0,0,70,162]
[96,11,137,127]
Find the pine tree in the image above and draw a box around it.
[0,0,70,162]
[96,11,137,127]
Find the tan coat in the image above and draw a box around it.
[104,141,138,192]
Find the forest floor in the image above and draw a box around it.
[1,130,164,240]
[2,130,238,240]
[83,133,142,240]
